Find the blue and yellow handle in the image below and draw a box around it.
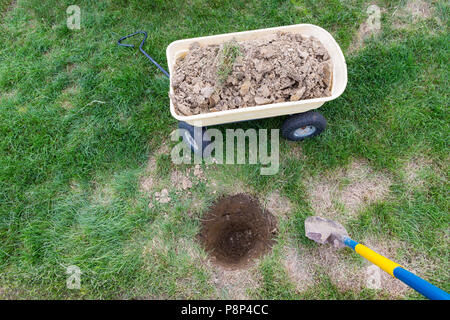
[343,237,450,300]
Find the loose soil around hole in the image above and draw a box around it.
[198,194,277,269]
[171,32,332,116]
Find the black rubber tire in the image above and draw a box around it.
[178,121,211,156]
[281,111,327,141]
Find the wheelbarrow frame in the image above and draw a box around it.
[117,24,347,154]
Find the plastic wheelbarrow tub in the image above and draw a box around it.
[166,23,347,127]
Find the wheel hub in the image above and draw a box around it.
[293,125,316,138]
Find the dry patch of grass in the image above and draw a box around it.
[403,0,433,19]
[170,170,193,190]
[393,0,435,30]
[264,190,292,219]
[306,159,392,221]
[143,142,170,174]
[139,175,154,194]
[403,156,433,189]
[209,262,261,299]
[282,245,315,291]
[139,142,170,204]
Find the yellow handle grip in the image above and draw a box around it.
[355,244,402,277]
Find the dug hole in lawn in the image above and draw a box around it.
[198,194,277,270]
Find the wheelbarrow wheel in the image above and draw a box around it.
[281,111,327,141]
[178,121,211,157]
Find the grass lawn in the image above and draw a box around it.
[0,0,448,299]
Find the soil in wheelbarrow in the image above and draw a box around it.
[171,32,332,116]
[198,194,277,269]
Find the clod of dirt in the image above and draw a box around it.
[155,189,171,203]
[140,176,154,193]
[193,164,206,180]
[171,32,332,116]
[170,170,193,190]
[198,194,277,269]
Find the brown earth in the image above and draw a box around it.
[198,194,277,269]
[171,32,332,116]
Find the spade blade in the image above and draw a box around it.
[305,216,349,248]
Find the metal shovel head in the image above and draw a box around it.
[305,216,349,248]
